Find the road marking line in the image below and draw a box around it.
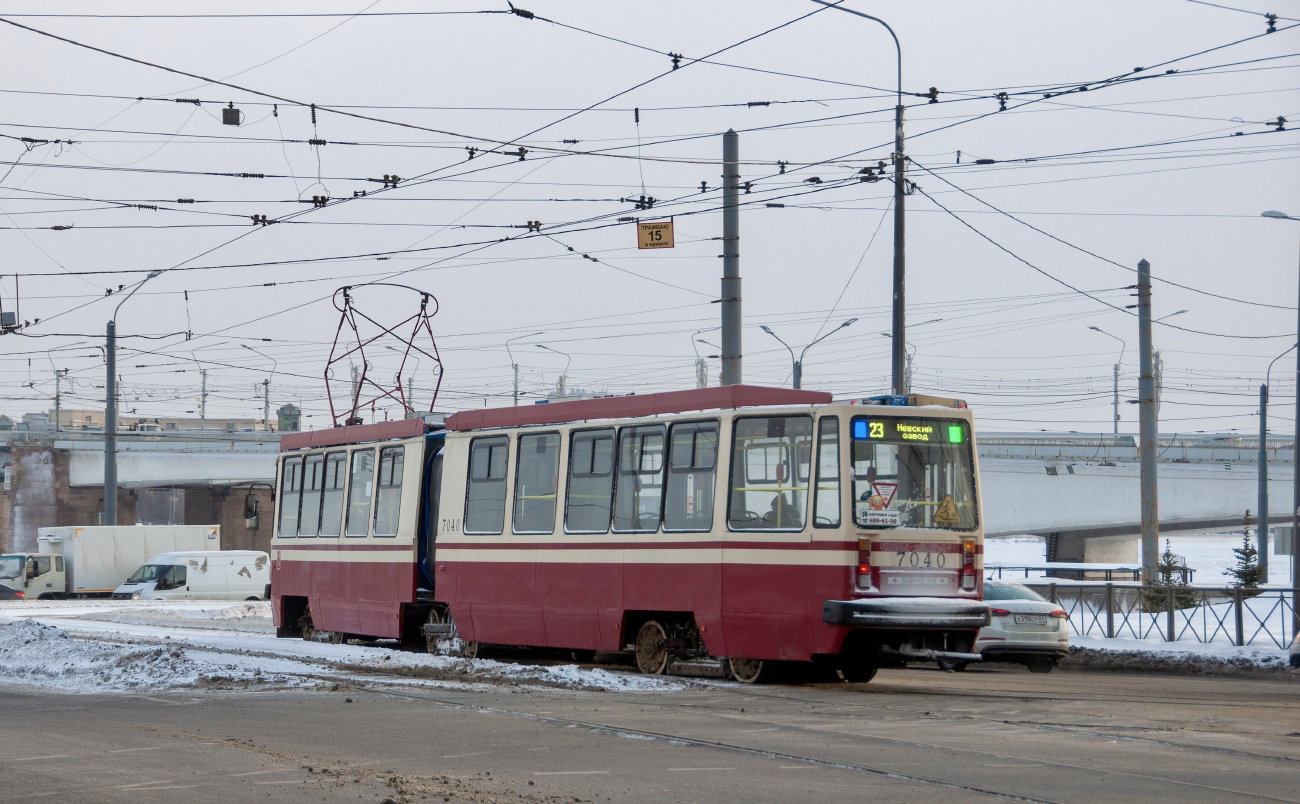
[533,771,609,776]
[439,752,488,758]
[108,747,164,753]
[255,780,310,785]
[228,770,297,778]
[112,781,179,790]
[777,766,816,770]
[737,727,779,733]
[13,755,69,761]
[668,768,734,772]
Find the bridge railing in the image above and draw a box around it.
[1007,580,1294,650]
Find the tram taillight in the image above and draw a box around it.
[855,539,871,589]
[961,538,977,591]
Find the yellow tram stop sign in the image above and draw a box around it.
[636,220,674,249]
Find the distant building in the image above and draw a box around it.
[48,409,269,432]
[277,404,301,432]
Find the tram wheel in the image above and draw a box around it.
[727,657,765,684]
[328,631,346,644]
[634,620,669,675]
[837,665,878,683]
[459,640,480,660]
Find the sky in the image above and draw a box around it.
[0,0,1297,435]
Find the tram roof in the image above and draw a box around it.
[445,385,833,432]
[280,417,426,451]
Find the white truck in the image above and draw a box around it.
[113,550,270,601]
[0,525,221,599]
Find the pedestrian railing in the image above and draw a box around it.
[1009,580,1295,650]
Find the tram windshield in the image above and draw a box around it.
[850,416,977,531]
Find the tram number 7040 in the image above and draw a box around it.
[895,550,946,568]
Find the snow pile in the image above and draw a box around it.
[1066,635,1289,675]
[0,619,312,692]
[77,602,273,633]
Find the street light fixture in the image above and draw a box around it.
[809,0,908,395]
[242,344,278,430]
[762,318,858,390]
[104,269,163,527]
[505,331,543,406]
[1261,209,1300,631]
[536,344,573,397]
[1088,325,1127,435]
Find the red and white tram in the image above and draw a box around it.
[271,385,989,682]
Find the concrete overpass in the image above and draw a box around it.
[1,429,1291,560]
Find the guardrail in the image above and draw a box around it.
[1006,580,1295,650]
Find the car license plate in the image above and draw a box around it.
[1014,614,1047,624]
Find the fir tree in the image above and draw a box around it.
[1223,510,1266,592]
[1145,538,1195,611]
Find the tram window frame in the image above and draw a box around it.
[612,424,668,534]
[298,453,325,538]
[564,428,616,535]
[813,416,841,528]
[513,431,562,535]
[344,448,377,538]
[277,456,304,538]
[373,445,406,538]
[662,419,719,533]
[726,414,813,532]
[464,435,510,535]
[319,451,347,538]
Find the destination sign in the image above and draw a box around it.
[853,417,966,445]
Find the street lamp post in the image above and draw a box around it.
[810,0,906,395]
[505,331,543,406]
[761,319,857,390]
[536,344,572,398]
[104,269,162,526]
[1262,344,1298,582]
[242,344,278,430]
[1262,209,1300,633]
[1088,326,1127,435]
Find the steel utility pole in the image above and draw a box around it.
[1260,382,1269,580]
[1137,259,1159,581]
[53,368,64,433]
[262,378,271,430]
[104,269,162,526]
[1113,364,1121,434]
[720,129,742,386]
[104,320,116,526]
[199,369,207,430]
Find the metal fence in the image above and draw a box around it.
[1013,581,1295,649]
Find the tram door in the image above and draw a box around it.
[722,414,814,661]
[421,444,444,590]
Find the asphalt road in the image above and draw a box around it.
[3,664,1297,804]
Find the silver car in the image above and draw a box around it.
[941,581,1069,673]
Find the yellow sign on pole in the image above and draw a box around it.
[637,220,674,249]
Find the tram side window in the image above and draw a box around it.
[728,415,813,531]
[613,425,667,533]
[565,429,615,533]
[319,452,347,537]
[277,456,303,537]
[514,433,561,534]
[344,449,376,537]
[663,421,719,532]
[298,454,325,537]
[373,446,405,537]
[814,417,841,528]
[465,436,509,535]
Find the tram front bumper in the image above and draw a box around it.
[823,596,991,629]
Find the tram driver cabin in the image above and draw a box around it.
[270,386,990,682]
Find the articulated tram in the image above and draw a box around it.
[270,385,989,682]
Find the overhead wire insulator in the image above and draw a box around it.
[926,87,939,103]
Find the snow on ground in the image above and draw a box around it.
[0,600,688,696]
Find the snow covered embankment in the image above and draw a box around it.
[0,619,312,693]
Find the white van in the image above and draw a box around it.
[113,551,270,601]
